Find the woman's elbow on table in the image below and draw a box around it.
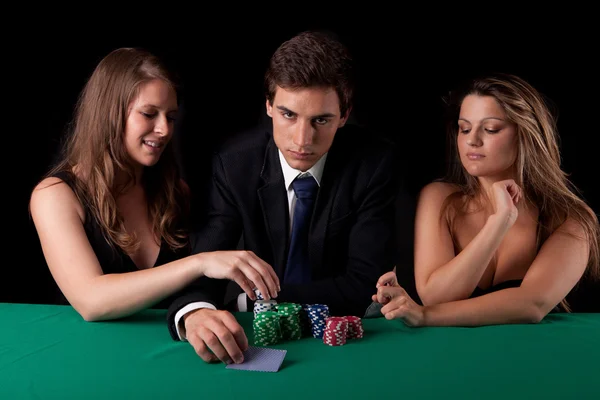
[70,294,116,322]
[515,290,557,324]
[520,302,547,324]
[76,303,109,322]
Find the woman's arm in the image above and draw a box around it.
[414,182,510,304]
[30,178,279,321]
[414,181,519,305]
[377,217,589,326]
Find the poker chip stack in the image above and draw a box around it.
[323,317,348,346]
[321,315,364,346]
[253,300,277,316]
[253,311,282,346]
[252,288,278,317]
[275,303,303,341]
[251,290,364,347]
[305,304,330,339]
[345,316,364,339]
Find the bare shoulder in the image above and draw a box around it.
[31,176,73,200]
[30,177,84,221]
[553,216,590,240]
[417,181,461,205]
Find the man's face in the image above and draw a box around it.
[267,86,349,171]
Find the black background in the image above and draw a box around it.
[6,14,598,310]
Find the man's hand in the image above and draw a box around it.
[183,308,248,364]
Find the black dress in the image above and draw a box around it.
[50,171,190,309]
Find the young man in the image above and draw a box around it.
[168,30,402,364]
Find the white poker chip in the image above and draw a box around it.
[253,288,265,300]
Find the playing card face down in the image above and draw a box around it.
[225,346,287,372]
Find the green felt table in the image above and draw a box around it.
[1,303,598,399]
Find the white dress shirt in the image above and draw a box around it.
[174,150,327,341]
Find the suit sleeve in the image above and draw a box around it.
[276,146,400,317]
[166,153,243,340]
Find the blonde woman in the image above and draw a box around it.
[373,73,599,326]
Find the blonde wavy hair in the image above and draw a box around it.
[442,73,599,310]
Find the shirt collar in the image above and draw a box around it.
[278,150,327,191]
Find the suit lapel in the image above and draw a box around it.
[308,143,341,276]
[258,137,289,276]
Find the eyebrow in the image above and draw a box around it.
[276,105,336,119]
[140,103,178,114]
[458,117,505,123]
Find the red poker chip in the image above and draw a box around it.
[344,316,364,339]
[321,315,365,345]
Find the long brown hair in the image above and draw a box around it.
[40,47,189,254]
[442,73,599,309]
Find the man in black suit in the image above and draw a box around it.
[168,30,402,364]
